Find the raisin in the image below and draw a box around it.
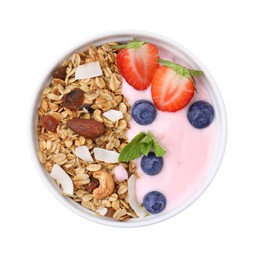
[63,89,84,110]
[105,208,116,218]
[79,104,94,114]
[84,177,99,193]
[52,66,67,80]
[40,114,59,133]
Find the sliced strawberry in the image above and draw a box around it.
[114,39,159,90]
[151,59,203,112]
[116,48,125,73]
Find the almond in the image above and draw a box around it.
[67,119,104,138]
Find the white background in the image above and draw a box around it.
[1,0,259,259]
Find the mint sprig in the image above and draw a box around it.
[119,131,166,162]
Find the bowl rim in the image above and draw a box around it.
[29,30,228,228]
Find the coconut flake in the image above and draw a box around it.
[75,61,102,80]
[96,208,108,216]
[113,165,128,182]
[103,109,123,123]
[76,146,93,162]
[50,164,74,196]
[94,148,119,163]
[128,174,148,218]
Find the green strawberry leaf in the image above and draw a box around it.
[112,38,145,50]
[158,59,203,79]
[189,69,204,77]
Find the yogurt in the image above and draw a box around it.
[122,58,217,212]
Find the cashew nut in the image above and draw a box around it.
[93,171,115,199]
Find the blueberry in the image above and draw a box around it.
[141,152,163,176]
[143,191,166,214]
[132,100,157,125]
[187,101,214,129]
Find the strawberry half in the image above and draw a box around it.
[116,48,125,74]
[114,39,159,90]
[151,59,203,112]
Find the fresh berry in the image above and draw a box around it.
[115,39,159,90]
[141,152,163,175]
[143,191,166,214]
[151,59,203,112]
[132,100,157,125]
[187,101,214,129]
[116,48,125,73]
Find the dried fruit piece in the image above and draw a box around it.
[85,177,99,193]
[50,164,74,196]
[75,61,102,79]
[113,165,128,182]
[96,208,108,216]
[67,119,105,138]
[79,104,94,114]
[103,109,123,123]
[105,207,116,218]
[128,174,147,218]
[94,148,119,163]
[40,114,59,132]
[75,146,93,162]
[52,66,67,80]
[63,88,84,110]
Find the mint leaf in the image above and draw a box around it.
[153,141,167,157]
[147,131,167,157]
[141,134,153,144]
[140,142,153,156]
[140,134,153,155]
[118,131,167,162]
[118,132,145,162]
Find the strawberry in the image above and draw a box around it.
[114,39,159,90]
[151,59,203,112]
[116,48,125,73]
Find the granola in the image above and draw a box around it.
[37,43,139,221]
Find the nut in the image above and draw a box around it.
[93,171,115,199]
[67,119,105,138]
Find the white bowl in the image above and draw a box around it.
[30,30,227,227]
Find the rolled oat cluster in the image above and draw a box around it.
[37,43,139,221]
